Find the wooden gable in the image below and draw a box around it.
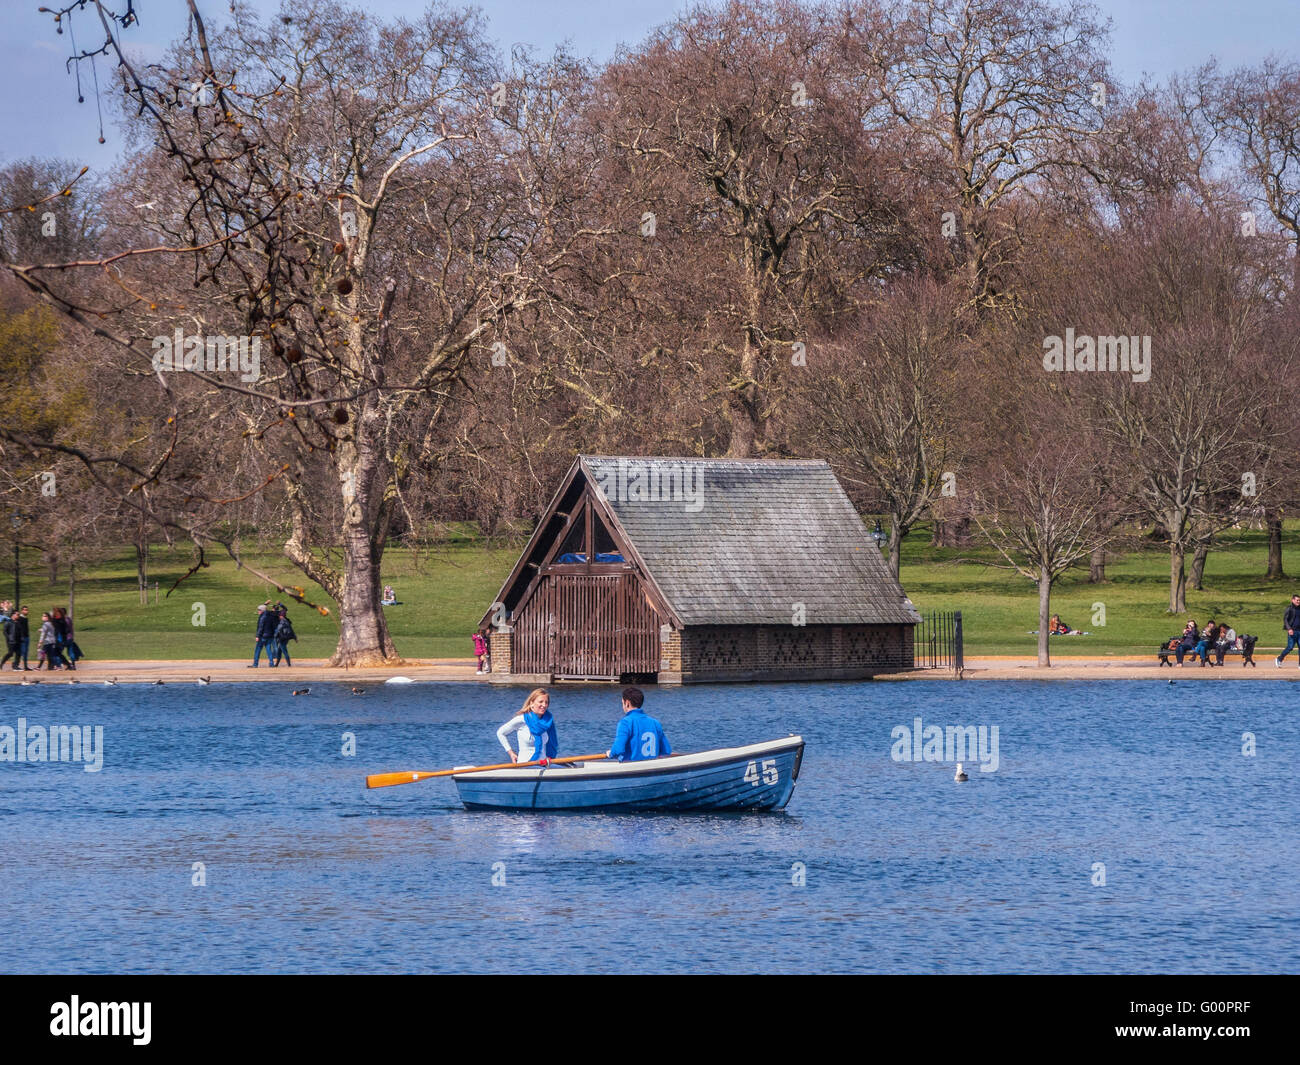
[480,457,681,629]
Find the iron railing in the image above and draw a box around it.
[916,610,963,673]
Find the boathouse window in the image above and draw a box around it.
[592,516,623,562]
[554,506,625,564]
[555,516,587,562]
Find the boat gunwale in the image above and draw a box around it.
[453,735,804,784]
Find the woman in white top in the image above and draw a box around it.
[496,688,550,763]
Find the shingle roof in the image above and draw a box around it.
[582,456,921,626]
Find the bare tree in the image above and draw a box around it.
[790,275,966,575]
[973,441,1112,667]
[600,0,919,456]
[1070,208,1284,612]
[8,1,604,665]
[860,0,1112,308]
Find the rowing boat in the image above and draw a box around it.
[451,735,805,811]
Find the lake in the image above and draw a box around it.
[0,678,1294,974]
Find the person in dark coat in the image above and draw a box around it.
[14,606,30,669]
[1276,594,1300,668]
[271,606,297,667]
[251,602,278,667]
[1174,619,1198,665]
[49,607,72,670]
[0,609,17,670]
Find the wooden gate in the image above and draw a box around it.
[514,573,661,678]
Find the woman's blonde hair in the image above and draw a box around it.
[520,687,549,715]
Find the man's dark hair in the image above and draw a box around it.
[622,686,644,709]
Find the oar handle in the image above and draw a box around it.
[366,753,609,790]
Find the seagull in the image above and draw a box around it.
[196,676,211,686]
[954,763,969,782]
[292,688,310,696]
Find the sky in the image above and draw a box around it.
[1,0,1298,169]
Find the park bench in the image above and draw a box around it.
[1157,634,1258,667]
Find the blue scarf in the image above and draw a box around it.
[524,710,558,762]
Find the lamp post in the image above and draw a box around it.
[871,519,885,550]
[11,512,21,609]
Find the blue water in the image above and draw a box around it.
[0,679,1295,974]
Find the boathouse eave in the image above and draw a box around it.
[477,455,685,631]
[476,456,585,631]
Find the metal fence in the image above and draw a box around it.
[916,610,963,673]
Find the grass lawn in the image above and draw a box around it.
[16,533,521,662]
[900,520,1300,657]
[9,522,1299,662]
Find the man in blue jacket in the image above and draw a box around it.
[251,602,278,667]
[1276,594,1300,667]
[607,687,671,762]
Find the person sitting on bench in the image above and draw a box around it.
[1215,624,1239,666]
[1192,620,1220,666]
[1174,620,1198,665]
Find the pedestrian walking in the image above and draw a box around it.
[1275,594,1300,668]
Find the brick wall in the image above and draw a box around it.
[488,627,512,674]
[658,625,682,672]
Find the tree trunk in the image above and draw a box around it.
[328,423,402,667]
[1168,542,1187,613]
[329,530,399,667]
[887,521,903,579]
[1037,574,1052,667]
[136,537,148,606]
[725,393,757,458]
[931,519,947,547]
[1266,511,1285,578]
[1089,545,1106,583]
[726,274,763,458]
[1189,540,1210,591]
[68,560,75,623]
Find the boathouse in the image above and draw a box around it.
[480,456,920,684]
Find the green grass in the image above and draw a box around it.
[900,521,1300,657]
[16,535,522,662]
[10,522,1299,661]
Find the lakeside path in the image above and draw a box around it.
[1,655,1298,684]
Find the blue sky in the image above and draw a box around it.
[2,0,1298,167]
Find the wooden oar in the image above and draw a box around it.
[366,753,609,790]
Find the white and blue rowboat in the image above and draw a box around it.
[452,735,805,811]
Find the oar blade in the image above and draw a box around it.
[366,769,438,789]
